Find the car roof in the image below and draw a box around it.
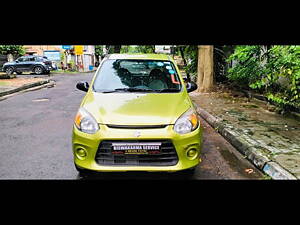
[21,55,43,58]
[106,53,172,61]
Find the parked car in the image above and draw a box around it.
[2,55,53,75]
[72,53,202,176]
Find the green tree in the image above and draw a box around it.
[174,45,198,81]
[0,45,25,62]
[135,45,155,53]
[95,45,104,57]
[120,45,139,53]
[226,45,300,111]
[0,45,25,56]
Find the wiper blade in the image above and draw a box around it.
[156,88,180,93]
[113,88,156,92]
[100,88,179,93]
[101,90,119,93]
[100,88,154,93]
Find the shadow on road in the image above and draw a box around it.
[76,170,195,180]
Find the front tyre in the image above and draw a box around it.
[75,164,92,177]
[180,167,196,178]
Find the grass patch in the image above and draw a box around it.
[0,81,9,86]
[261,174,272,180]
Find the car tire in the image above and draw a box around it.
[33,66,44,75]
[5,66,14,75]
[75,164,92,177]
[180,167,196,178]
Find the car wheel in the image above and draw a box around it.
[34,66,43,75]
[180,167,196,178]
[75,164,92,177]
[6,67,14,75]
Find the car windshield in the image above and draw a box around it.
[93,59,182,93]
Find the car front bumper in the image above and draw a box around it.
[72,124,203,172]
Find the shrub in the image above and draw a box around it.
[227,45,300,111]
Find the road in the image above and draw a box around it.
[0,72,263,180]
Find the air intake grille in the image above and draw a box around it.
[95,140,178,166]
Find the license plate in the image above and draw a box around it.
[112,142,161,155]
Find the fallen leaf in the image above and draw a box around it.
[245,168,254,174]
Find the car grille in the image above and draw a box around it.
[95,140,178,166]
[106,124,168,129]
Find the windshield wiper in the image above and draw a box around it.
[155,88,180,93]
[101,88,156,93]
[100,88,180,93]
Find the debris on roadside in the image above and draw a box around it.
[245,168,254,174]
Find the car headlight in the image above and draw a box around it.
[174,108,199,134]
[74,107,99,134]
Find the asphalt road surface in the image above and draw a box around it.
[0,72,263,180]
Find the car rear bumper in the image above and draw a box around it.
[72,124,203,172]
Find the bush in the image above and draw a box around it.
[227,46,267,87]
[226,45,300,111]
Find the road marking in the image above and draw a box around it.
[32,98,49,102]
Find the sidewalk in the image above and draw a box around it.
[0,76,53,99]
[190,84,300,180]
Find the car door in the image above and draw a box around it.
[15,57,26,71]
[23,56,35,71]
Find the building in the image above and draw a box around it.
[74,45,96,72]
[23,45,96,72]
[24,45,63,56]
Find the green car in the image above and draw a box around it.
[72,53,203,175]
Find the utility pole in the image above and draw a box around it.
[196,45,214,93]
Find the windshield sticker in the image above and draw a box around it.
[165,66,172,70]
[168,69,175,74]
[157,62,164,67]
[171,74,180,84]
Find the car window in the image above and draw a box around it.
[17,57,24,62]
[29,57,36,61]
[93,59,182,92]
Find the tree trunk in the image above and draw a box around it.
[7,53,14,62]
[196,45,214,92]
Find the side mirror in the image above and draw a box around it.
[76,81,89,92]
[186,81,198,93]
[15,60,19,63]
